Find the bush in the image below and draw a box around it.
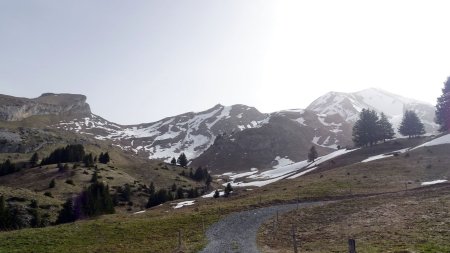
[65,179,75,185]
[44,192,53,198]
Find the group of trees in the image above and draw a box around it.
[56,180,115,224]
[146,181,203,208]
[0,196,49,231]
[180,167,212,187]
[0,159,18,177]
[40,144,86,165]
[213,183,233,198]
[171,153,188,167]
[39,144,111,168]
[98,152,110,164]
[352,110,396,147]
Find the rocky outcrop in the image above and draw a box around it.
[0,93,91,121]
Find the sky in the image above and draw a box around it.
[1,0,450,124]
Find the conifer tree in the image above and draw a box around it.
[377,112,395,142]
[29,152,39,167]
[170,157,176,165]
[49,179,56,188]
[224,183,233,197]
[399,110,425,138]
[352,109,380,147]
[213,190,220,198]
[0,195,9,230]
[56,198,76,224]
[177,153,188,167]
[176,187,184,199]
[149,182,155,195]
[307,146,318,162]
[90,171,99,183]
[436,76,450,132]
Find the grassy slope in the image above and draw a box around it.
[0,136,449,252]
[259,184,450,253]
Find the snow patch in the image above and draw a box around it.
[173,200,196,209]
[421,180,448,186]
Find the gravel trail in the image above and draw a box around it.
[199,202,322,253]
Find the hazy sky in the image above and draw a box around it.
[1,1,449,124]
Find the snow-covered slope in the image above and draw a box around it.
[307,88,439,133]
[55,104,267,161]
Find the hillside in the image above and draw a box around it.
[0,135,449,252]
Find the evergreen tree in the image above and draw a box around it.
[56,198,76,224]
[29,152,39,167]
[436,76,450,132]
[30,208,42,228]
[377,112,395,142]
[80,182,115,217]
[170,157,176,165]
[352,109,380,147]
[49,179,56,188]
[99,152,110,164]
[171,183,177,192]
[176,187,184,199]
[149,182,155,195]
[399,110,425,138]
[307,146,318,162]
[90,171,98,183]
[41,144,85,165]
[0,195,10,230]
[0,159,17,176]
[213,190,220,198]
[177,153,188,167]
[122,184,131,202]
[83,153,94,167]
[205,174,212,189]
[224,183,233,197]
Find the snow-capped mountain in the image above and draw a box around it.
[4,88,436,173]
[307,88,438,133]
[55,104,267,161]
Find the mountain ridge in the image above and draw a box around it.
[0,88,439,172]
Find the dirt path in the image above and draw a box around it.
[199,202,324,253]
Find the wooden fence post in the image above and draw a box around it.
[291,224,298,253]
[178,229,182,250]
[348,238,356,253]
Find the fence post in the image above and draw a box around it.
[348,238,356,253]
[178,229,182,250]
[291,224,298,253]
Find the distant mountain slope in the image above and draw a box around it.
[55,104,267,161]
[0,88,438,173]
[307,88,438,133]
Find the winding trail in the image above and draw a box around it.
[199,202,324,253]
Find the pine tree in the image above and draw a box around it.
[170,157,176,165]
[0,195,9,230]
[90,171,98,183]
[399,110,425,138]
[177,153,188,167]
[49,179,56,188]
[377,112,395,142]
[176,187,184,199]
[56,198,76,224]
[171,183,177,192]
[352,109,380,147]
[149,182,155,195]
[29,152,39,167]
[436,76,450,132]
[213,190,220,198]
[224,183,233,197]
[307,146,318,162]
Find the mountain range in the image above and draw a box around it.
[0,88,439,173]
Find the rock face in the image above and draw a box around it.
[0,93,91,121]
